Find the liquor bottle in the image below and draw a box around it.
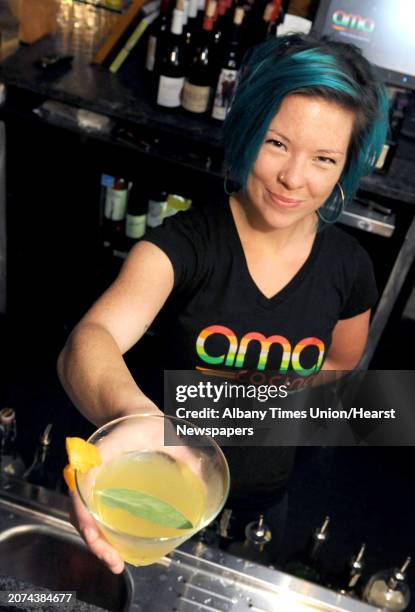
[145,0,172,73]
[0,407,25,479]
[363,557,411,611]
[211,6,244,122]
[181,0,217,114]
[147,190,168,228]
[335,543,366,596]
[124,184,148,251]
[102,177,129,250]
[23,423,56,489]
[227,515,273,564]
[285,516,330,584]
[156,0,186,108]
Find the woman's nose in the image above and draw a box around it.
[277,159,306,190]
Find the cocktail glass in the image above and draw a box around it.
[76,413,230,566]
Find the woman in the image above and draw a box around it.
[58,34,389,573]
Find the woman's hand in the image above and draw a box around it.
[67,413,207,574]
[69,487,125,574]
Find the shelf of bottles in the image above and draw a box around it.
[146,0,286,119]
[100,173,192,258]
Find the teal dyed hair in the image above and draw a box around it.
[223,34,389,222]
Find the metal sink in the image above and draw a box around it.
[0,476,133,611]
[0,477,379,612]
[0,523,133,611]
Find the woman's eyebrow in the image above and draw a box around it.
[268,129,290,141]
[268,129,345,155]
[316,148,345,155]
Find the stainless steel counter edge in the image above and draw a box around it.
[0,477,380,612]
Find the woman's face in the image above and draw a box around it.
[244,94,355,231]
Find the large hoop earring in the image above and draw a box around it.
[224,175,234,196]
[317,182,345,224]
[223,172,240,196]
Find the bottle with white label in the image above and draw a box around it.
[181,0,217,114]
[124,185,148,252]
[103,177,129,249]
[211,7,244,121]
[156,0,186,108]
[147,190,168,228]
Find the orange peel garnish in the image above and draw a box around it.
[63,464,75,492]
[63,437,102,492]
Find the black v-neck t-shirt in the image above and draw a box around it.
[142,200,378,506]
[146,199,377,374]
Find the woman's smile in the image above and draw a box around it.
[266,189,304,208]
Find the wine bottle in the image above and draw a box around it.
[195,0,207,32]
[221,0,235,44]
[181,0,190,53]
[251,2,273,46]
[145,0,172,72]
[23,424,56,489]
[268,0,282,37]
[239,0,258,50]
[181,0,217,114]
[183,0,199,69]
[285,516,330,584]
[103,177,129,250]
[212,0,228,62]
[147,190,168,227]
[0,407,25,479]
[211,6,244,121]
[156,0,186,108]
[124,184,148,251]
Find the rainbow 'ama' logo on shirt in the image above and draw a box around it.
[196,325,325,377]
